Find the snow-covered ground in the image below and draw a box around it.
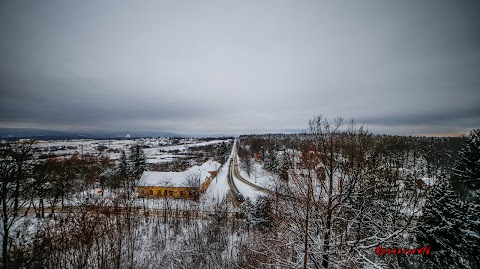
[232,175,264,203]
[27,138,267,212]
[238,161,276,190]
[33,137,230,161]
[200,162,231,206]
[138,152,266,209]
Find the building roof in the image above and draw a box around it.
[138,161,221,187]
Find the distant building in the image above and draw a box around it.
[137,161,221,199]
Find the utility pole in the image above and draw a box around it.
[80,143,84,199]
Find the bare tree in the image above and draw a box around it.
[0,141,34,268]
[185,171,202,200]
[248,116,422,268]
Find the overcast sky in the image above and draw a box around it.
[1,1,479,136]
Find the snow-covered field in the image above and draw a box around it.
[34,137,229,161]
[18,137,278,216]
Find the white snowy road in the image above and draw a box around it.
[202,139,272,206]
[229,140,271,202]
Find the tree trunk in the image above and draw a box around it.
[40,198,45,218]
[303,179,311,269]
[2,227,8,269]
[322,210,332,268]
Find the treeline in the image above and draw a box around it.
[238,130,465,179]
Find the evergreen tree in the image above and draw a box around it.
[452,129,480,203]
[240,196,272,231]
[115,150,129,177]
[243,155,252,177]
[450,129,480,268]
[278,150,292,181]
[460,202,480,267]
[113,150,129,191]
[254,196,272,231]
[215,142,229,163]
[416,179,469,268]
[264,149,278,173]
[128,144,147,178]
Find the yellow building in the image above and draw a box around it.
[137,161,221,199]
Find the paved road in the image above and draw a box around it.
[230,146,273,195]
[227,156,243,207]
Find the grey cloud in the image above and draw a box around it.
[1,0,479,135]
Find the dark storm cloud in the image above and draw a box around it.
[0,74,215,128]
[1,0,479,135]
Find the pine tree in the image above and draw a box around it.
[240,196,272,231]
[113,150,130,190]
[128,144,147,178]
[115,150,129,177]
[452,129,480,203]
[216,142,229,163]
[460,202,480,267]
[264,149,278,173]
[278,151,291,181]
[450,129,480,268]
[254,196,272,231]
[416,179,468,268]
[243,155,252,177]
[240,198,255,227]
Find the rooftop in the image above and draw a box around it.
[138,161,221,187]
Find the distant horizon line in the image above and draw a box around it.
[0,126,470,138]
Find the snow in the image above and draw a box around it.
[230,142,268,202]
[421,177,436,186]
[33,138,230,161]
[232,176,264,202]
[139,161,221,187]
[135,196,200,209]
[200,163,231,205]
[140,171,189,187]
[238,161,276,190]
[460,228,480,239]
[136,161,231,209]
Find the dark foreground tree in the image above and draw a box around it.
[451,129,480,203]
[417,177,480,268]
[0,141,34,268]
